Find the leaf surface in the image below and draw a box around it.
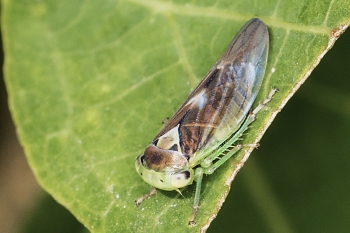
[3,0,350,232]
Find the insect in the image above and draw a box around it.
[135,18,276,225]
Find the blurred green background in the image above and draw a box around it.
[1,25,350,233]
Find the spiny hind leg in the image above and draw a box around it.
[202,88,278,175]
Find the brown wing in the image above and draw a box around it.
[154,18,269,157]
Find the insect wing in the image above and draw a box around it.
[155,18,269,159]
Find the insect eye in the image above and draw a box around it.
[139,155,146,165]
[170,170,192,188]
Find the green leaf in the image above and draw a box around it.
[2,0,350,232]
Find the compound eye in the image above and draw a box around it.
[170,170,192,188]
[139,155,146,165]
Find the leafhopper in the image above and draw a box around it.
[135,18,276,225]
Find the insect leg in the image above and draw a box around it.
[251,88,278,115]
[135,186,157,207]
[202,88,278,175]
[189,167,204,226]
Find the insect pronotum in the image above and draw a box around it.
[135,18,277,225]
